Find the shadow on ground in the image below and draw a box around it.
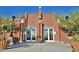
[6,42,35,50]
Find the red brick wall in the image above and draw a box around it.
[20,14,71,44]
[28,14,39,27]
[25,14,60,42]
[59,27,69,44]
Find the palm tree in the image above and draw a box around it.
[56,15,75,36]
[0,17,4,32]
[57,11,79,37]
[66,19,75,36]
[4,18,11,31]
[70,11,79,32]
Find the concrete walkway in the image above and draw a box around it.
[3,42,73,52]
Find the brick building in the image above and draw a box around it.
[17,6,69,44]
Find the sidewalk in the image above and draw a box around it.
[2,42,73,52]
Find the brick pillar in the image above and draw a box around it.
[19,24,23,43]
[19,24,21,43]
[37,22,44,43]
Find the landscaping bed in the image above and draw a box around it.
[0,40,10,50]
[0,34,10,50]
[70,40,79,52]
[13,37,19,44]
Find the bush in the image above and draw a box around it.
[73,34,79,41]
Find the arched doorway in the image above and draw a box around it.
[25,28,36,42]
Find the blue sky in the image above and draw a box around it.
[0,6,79,18]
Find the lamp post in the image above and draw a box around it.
[10,16,16,41]
[65,16,71,36]
[65,16,72,45]
[65,16,69,21]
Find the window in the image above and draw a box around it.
[27,29,31,40]
[31,28,35,40]
[44,28,53,41]
[27,28,36,40]
[44,29,48,40]
[49,29,53,40]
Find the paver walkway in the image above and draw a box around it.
[3,42,73,52]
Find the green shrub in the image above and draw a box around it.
[73,34,79,41]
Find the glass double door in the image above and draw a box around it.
[26,28,36,42]
[44,28,54,42]
[25,28,54,42]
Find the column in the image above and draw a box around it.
[38,23,44,43]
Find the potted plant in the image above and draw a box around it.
[0,34,10,50]
[70,34,79,52]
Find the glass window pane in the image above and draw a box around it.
[44,29,48,40]
[32,29,36,40]
[27,29,31,40]
[49,29,53,40]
